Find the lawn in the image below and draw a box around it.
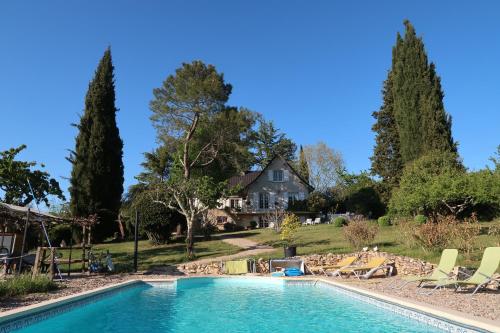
[227,220,500,268]
[56,237,240,272]
[53,220,498,273]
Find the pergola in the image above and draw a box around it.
[0,202,69,228]
[0,202,76,277]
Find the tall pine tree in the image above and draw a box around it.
[372,20,456,195]
[253,119,297,169]
[69,48,124,242]
[298,145,310,183]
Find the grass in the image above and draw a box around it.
[55,237,240,272]
[0,275,58,299]
[226,219,500,268]
[50,219,499,273]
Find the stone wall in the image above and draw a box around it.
[302,251,435,276]
[175,251,436,276]
[176,262,223,275]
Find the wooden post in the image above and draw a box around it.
[18,209,30,274]
[49,247,55,279]
[68,223,73,277]
[82,226,86,272]
[133,209,138,273]
[33,246,42,275]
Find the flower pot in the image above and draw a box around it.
[284,245,297,258]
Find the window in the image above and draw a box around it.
[273,170,283,182]
[288,192,299,205]
[259,192,269,209]
[216,216,227,224]
[230,199,240,209]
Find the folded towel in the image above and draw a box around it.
[226,260,248,275]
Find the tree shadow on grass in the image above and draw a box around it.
[296,239,331,247]
[212,232,261,240]
[374,241,398,247]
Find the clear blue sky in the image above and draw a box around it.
[1,1,499,202]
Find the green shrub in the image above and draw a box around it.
[339,172,386,218]
[131,193,179,245]
[389,151,500,219]
[377,215,391,226]
[223,222,244,232]
[0,275,58,299]
[414,215,427,225]
[332,216,348,227]
[49,225,73,246]
[249,221,257,229]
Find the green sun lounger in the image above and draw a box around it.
[427,247,500,295]
[393,249,458,289]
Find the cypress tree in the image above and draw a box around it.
[391,20,456,163]
[371,75,403,201]
[421,63,456,153]
[69,48,124,242]
[298,145,310,183]
[372,20,456,195]
[391,21,429,162]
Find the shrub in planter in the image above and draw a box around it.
[414,215,427,225]
[343,220,378,249]
[280,213,301,254]
[249,221,257,229]
[377,215,391,227]
[332,216,348,227]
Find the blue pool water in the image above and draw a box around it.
[12,278,447,333]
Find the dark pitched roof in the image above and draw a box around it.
[228,171,261,189]
[227,155,314,192]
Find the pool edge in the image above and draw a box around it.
[314,278,499,333]
[0,279,144,331]
[0,276,497,333]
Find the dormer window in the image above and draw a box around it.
[273,170,283,182]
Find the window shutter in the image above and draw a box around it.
[268,170,273,181]
[253,192,259,209]
[283,169,289,181]
[283,192,288,208]
[269,192,275,209]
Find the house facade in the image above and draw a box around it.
[211,156,314,228]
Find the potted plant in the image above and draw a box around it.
[280,213,301,257]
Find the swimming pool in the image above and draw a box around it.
[1,278,487,333]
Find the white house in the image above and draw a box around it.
[210,155,314,228]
